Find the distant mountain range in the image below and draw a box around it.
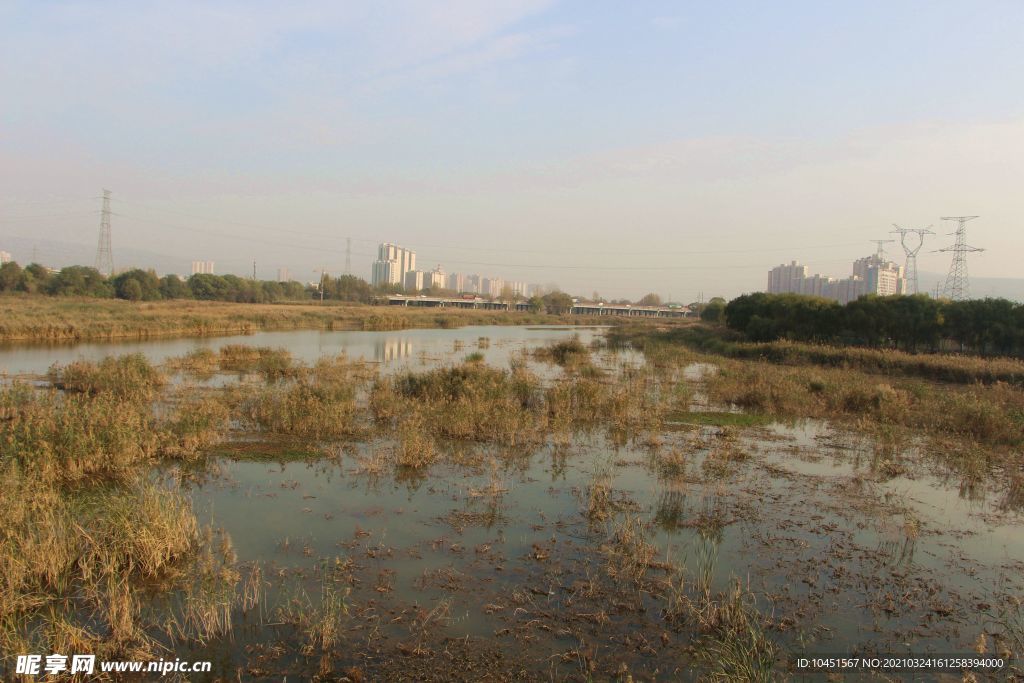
[918,271,1024,303]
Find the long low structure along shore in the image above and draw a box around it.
[386,295,691,318]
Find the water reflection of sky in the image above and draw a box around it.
[0,324,609,376]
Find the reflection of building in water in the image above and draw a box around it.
[374,338,413,362]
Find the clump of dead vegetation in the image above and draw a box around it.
[533,335,589,366]
[216,344,296,380]
[705,360,1024,449]
[0,353,250,662]
[0,457,248,663]
[369,357,670,464]
[47,353,166,401]
[236,356,374,438]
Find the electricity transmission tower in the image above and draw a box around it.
[870,239,894,259]
[95,189,114,276]
[937,216,982,301]
[345,237,351,275]
[890,224,933,295]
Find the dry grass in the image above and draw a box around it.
[705,360,1024,448]
[237,356,374,438]
[1,385,161,484]
[532,335,589,366]
[0,295,563,342]
[47,353,166,401]
[370,356,670,459]
[612,322,1024,386]
[0,463,207,658]
[216,344,295,380]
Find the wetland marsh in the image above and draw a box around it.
[2,322,1022,681]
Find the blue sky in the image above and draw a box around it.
[2,1,1022,299]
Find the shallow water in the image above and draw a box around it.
[171,415,1024,678]
[0,324,610,377]
[4,326,1021,679]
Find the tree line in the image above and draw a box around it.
[0,260,383,304]
[723,292,1024,356]
[0,260,593,313]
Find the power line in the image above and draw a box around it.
[109,211,857,271]
[111,212,373,257]
[0,210,98,220]
[106,198,870,257]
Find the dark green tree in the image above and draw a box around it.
[112,269,161,301]
[542,291,574,315]
[0,261,23,292]
[159,274,191,299]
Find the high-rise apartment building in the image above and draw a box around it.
[508,281,527,298]
[853,254,906,296]
[798,273,832,297]
[371,243,416,287]
[767,261,810,294]
[0,250,11,264]
[277,268,289,283]
[404,270,424,291]
[426,265,446,289]
[482,277,504,297]
[830,276,866,304]
[447,272,466,293]
[766,253,905,304]
[191,261,215,275]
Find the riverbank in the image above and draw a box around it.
[0,296,574,343]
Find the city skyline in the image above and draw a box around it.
[2,2,1023,300]
[1,218,1018,303]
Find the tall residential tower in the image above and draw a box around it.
[371,243,416,287]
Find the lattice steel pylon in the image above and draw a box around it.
[937,216,982,301]
[890,224,933,295]
[345,237,352,275]
[870,239,894,259]
[95,189,114,277]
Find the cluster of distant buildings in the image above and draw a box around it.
[371,242,537,298]
[190,260,215,275]
[767,250,907,304]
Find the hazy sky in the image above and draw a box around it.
[2,0,1023,300]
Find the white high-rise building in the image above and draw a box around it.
[191,261,215,275]
[277,268,289,283]
[508,281,527,298]
[371,243,416,287]
[0,250,11,264]
[853,254,906,296]
[767,261,810,294]
[482,277,504,297]
[766,253,905,303]
[426,265,446,289]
